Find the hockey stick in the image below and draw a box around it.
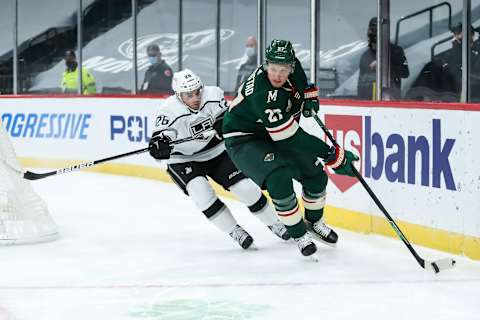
[22,132,214,181]
[311,111,455,273]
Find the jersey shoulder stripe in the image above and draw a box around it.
[202,86,224,100]
[200,86,228,112]
[167,113,191,128]
[265,116,299,141]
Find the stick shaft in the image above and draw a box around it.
[312,113,427,269]
[23,147,150,180]
[23,134,202,181]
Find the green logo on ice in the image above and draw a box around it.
[130,299,270,319]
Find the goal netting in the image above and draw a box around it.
[0,119,59,245]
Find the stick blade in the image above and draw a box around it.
[23,170,55,180]
[425,258,456,273]
[23,171,43,180]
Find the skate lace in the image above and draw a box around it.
[268,222,287,237]
[229,226,248,243]
[294,233,312,249]
[312,220,331,237]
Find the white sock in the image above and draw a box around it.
[252,202,278,226]
[230,178,278,226]
[210,206,238,233]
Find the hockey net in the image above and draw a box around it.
[0,119,58,245]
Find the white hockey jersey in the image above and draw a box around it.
[152,86,228,164]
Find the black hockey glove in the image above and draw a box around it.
[324,145,359,177]
[302,83,319,118]
[149,133,173,160]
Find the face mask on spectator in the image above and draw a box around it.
[66,61,77,70]
[245,47,256,57]
[148,56,158,65]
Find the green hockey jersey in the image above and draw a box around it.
[223,58,306,140]
[223,58,330,158]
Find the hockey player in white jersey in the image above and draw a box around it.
[148,69,290,249]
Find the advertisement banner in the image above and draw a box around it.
[1,97,479,257]
[302,104,479,239]
[0,97,163,169]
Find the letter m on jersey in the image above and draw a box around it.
[324,115,363,192]
[267,90,278,103]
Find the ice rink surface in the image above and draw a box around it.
[1,172,479,320]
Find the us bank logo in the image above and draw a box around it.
[324,115,362,192]
[324,114,457,193]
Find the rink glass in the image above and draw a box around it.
[0,0,479,103]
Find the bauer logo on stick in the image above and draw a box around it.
[56,161,95,174]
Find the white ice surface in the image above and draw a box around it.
[1,172,479,320]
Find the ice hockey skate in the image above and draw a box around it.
[268,222,291,240]
[304,218,338,247]
[294,232,318,261]
[229,225,254,249]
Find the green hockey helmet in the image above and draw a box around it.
[265,39,295,65]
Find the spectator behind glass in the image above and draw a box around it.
[407,23,480,102]
[61,50,97,95]
[235,36,258,91]
[140,44,173,94]
[441,23,480,98]
[357,17,409,100]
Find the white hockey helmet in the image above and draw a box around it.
[171,69,203,95]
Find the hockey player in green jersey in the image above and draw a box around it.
[222,39,358,258]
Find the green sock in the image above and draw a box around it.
[304,208,323,223]
[285,220,307,239]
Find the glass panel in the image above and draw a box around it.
[18,0,78,94]
[220,0,257,95]
[182,0,218,87]
[318,0,377,99]
[136,0,179,95]
[81,0,133,94]
[470,0,480,102]
[0,0,14,94]
[393,1,462,102]
[266,0,310,79]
